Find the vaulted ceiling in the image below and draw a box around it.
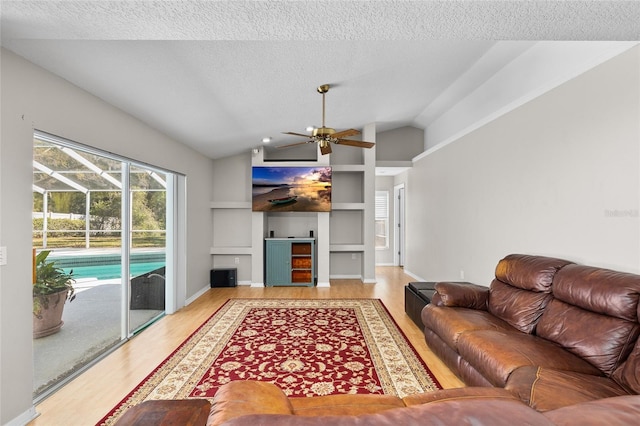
[2,1,639,159]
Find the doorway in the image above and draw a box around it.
[394,184,405,267]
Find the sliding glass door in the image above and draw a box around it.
[32,131,173,399]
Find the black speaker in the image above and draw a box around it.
[210,268,237,288]
[309,230,314,238]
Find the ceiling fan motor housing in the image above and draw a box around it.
[312,127,335,137]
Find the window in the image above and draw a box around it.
[375,191,389,249]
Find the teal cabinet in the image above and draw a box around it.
[265,238,315,287]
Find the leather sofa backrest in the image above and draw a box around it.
[536,264,640,377]
[488,254,573,334]
[494,254,573,292]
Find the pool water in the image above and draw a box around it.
[64,261,166,280]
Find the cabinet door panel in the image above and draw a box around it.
[266,241,291,285]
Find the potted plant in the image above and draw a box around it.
[33,250,75,338]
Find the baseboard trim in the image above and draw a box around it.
[250,282,265,288]
[6,405,38,426]
[403,269,426,282]
[185,284,210,306]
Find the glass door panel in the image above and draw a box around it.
[128,165,167,334]
[33,136,124,398]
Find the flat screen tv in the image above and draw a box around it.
[252,166,331,212]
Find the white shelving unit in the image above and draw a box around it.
[211,124,376,286]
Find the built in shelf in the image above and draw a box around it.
[375,161,412,168]
[329,244,365,252]
[330,164,365,172]
[210,201,252,209]
[331,202,365,210]
[210,247,253,255]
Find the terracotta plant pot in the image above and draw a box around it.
[33,289,68,338]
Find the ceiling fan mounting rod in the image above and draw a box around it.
[313,84,335,138]
[318,84,329,128]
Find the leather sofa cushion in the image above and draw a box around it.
[457,330,601,387]
[612,338,640,394]
[494,254,573,292]
[543,395,640,426]
[488,279,553,334]
[505,366,629,412]
[422,304,514,350]
[536,299,639,376]
[487,254,573,334]
[552,264,640,322]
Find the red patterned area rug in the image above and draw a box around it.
[98,298,441,425]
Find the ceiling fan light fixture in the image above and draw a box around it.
[306,126,315,132]
[261,137,272,143]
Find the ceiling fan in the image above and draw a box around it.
[279,84,375,155]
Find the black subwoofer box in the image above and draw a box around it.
[210,268,237,288]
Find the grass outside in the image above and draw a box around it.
[32,235,166,249]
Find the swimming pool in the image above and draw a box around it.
[47,251,166,280]
[63,261,166,280]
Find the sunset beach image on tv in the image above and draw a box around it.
[252,166,331,212]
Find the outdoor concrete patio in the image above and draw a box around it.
[33,278,163,397]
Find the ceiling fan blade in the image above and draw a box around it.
[276,141,312,149]
[335,139,375,148]
[331,128,360,139]
[282,131,312,138]
[320,143,332,155]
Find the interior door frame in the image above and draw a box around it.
[393,183,405,267]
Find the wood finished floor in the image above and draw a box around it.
[30,266,464,425]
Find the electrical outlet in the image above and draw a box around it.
[351,253,357,260]
[234,257,240,265]
[0,246,7,266]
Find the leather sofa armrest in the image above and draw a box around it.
[207,381,294,426]
[433,281,489,310]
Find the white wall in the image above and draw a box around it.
[376,126,424,161]
[0,48,214,424]
[405,46,640,286]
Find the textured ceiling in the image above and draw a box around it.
[2,1,640,159]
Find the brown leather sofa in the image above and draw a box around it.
[422,253,640,412]
[116,380,640,425]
